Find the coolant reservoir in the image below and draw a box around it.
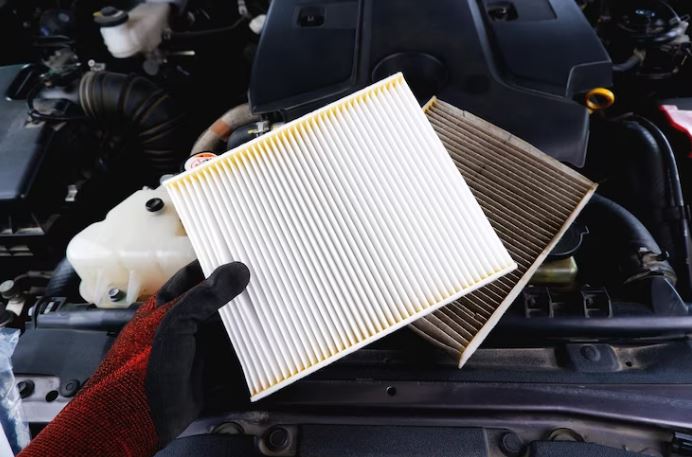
[95,3,170,59]
[67,187,196,308]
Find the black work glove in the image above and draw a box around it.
[20,261,250,457]
[147,261,251,445]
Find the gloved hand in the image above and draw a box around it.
[19,261,250,457]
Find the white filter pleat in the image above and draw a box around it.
[165,73,516,401]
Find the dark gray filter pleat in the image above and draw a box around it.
[410,98,597,367]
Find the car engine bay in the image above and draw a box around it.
[2,0,692,455]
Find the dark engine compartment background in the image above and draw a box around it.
[250,0,612,167]
[1,0,692,454]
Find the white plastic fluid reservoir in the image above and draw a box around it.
[67,186,196,308]
[97,3,170,59]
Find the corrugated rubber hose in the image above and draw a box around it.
[79,71,186,174]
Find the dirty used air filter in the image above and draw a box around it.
[410,98,597,367]
[164,74,516,401]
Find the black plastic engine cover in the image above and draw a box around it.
[249,0,612,166]
[0,65,52,208]
[0,65,88,275]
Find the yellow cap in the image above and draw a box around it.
[585,87,615,112]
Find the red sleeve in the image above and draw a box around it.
[19,297,174,457]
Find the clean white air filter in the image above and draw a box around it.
[164,73,516,401]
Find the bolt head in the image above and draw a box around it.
[108,288,124,301]
[0,280,16,299]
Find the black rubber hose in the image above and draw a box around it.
[620,120,670,209]
[612,54,642,73]
[78,71,186,174]
[586,194,662,251]
[582,193,676,284]
[631,116,692,294]
[633,117,685,207]
[44,258,81,300]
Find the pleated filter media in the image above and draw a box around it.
[164,74,516,400]
[410,98,597,367]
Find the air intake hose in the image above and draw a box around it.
[79,71,186,174]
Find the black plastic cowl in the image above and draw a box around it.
[79,71,187,176]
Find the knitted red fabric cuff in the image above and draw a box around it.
[19,297,173,457]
